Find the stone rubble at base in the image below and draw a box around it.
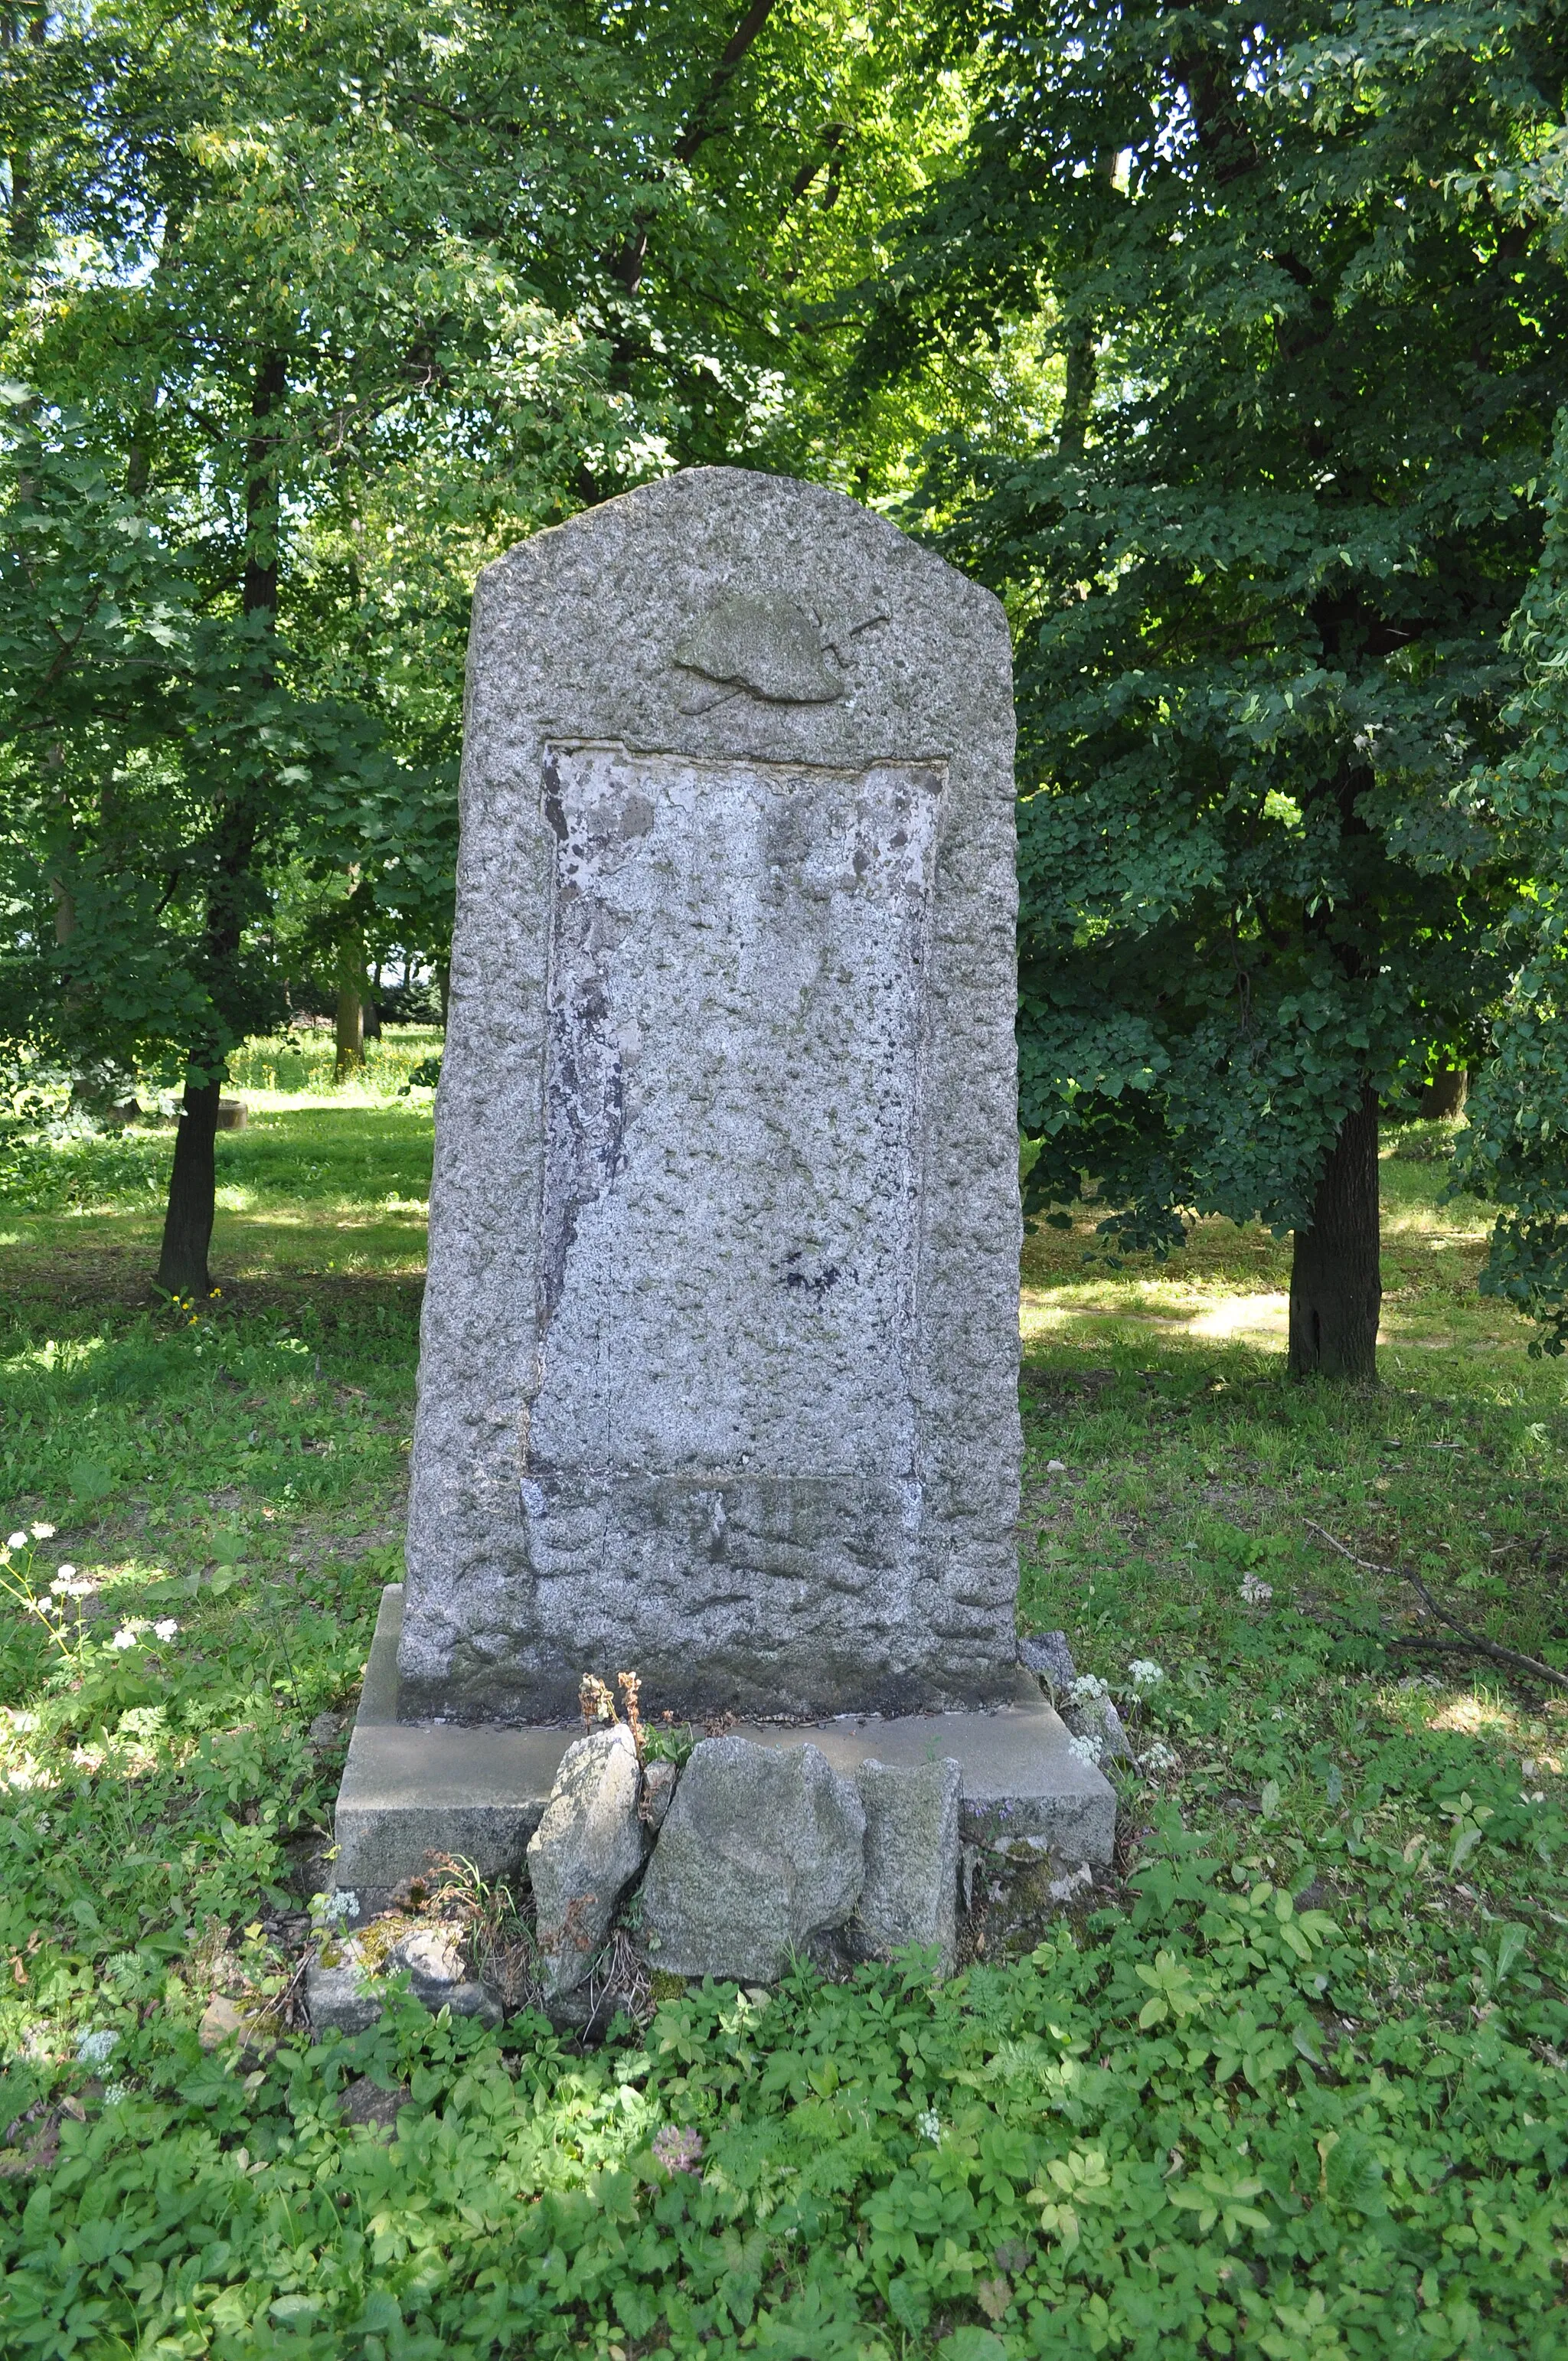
[639,1736,867,1984]
[525,1723,645,1995]
[306,1634,1114,2039]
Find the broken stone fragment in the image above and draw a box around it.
[197,1994,248,2050]
[853,1756,962,1976]
[527,1723,645,1994]
[338,2075,410,2130]
[1018,1629,1076,1691]
[639,1736,865,1982]
[388,1924,464,1988]
[387,1923,502,2027]
[1066,1690,1132,1764]
[639,1757,678,1833]
[305,1956,383,2037]
[305,1930,503,2035]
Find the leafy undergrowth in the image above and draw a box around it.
[3,1787,1566,2359]
[0,1098,1565,2355]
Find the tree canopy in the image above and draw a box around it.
[867,0,1568,1376]
[0,0,989,1288]
[7,0,1568,1370]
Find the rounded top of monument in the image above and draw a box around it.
[485,465,1007,637]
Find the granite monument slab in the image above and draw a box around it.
[398,465,1023,1724]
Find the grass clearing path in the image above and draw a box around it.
[0,1073,1564,2357]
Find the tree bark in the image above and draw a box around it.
[156,1077,221,1297]
[1289,1086,1382,1381]
[335,904,366,1074]
[1419,1064,1468,1119]
[335,978,364,1075]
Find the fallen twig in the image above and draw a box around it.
[1303,1520,1568,1694]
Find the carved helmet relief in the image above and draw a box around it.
[672,590,886,713]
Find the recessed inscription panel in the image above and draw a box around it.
[529,743,942,1482]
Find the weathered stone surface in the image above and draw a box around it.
[433,1981,504,2027]
[527,1725,644,1994]
[339,2075,411,2131]
[334,1587,571,1926]
[1064,1685,1132,1766]
[198,1994,247,2051]
[639,1736,865,1981]
[389,1924,465,1990]
[853,1757,961,1974]
[399,467,1019,1723]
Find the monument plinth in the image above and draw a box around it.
[335,469,1114,1926]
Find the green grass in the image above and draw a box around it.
[0,1078,1564,2359]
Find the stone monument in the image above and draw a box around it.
[332,469,1115,1928]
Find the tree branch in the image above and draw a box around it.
[1304,1519,1568,1693]
[674,0,779,167]
[611,0,781,295]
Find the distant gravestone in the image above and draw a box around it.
[399,467,1021,1724]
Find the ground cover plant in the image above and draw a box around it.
[0,1071,1564,2358]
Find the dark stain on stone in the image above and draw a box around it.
[777,1246,844,1298]
[540,985,625,1331]
[541,747,568,842]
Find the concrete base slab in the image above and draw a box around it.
[334,1589,1116,1925]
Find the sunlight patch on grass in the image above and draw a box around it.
[1429,1693,1521,1738]
[1021,1282,1291,1343]
[2,1335,108,1378]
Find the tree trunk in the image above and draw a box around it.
[152,349,284,1295]
[335,978,364,1076]
[1419,1064,1468,1119]
[156,1077,221,1298]
[1289,1085,1382,1381]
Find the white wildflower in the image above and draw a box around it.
[1127,1659,1165,1691]
[318,1889,358,1927]
[31,1523,55,1540]
[916,2108,942,2144]
[6,1531,27,1550]
[102,2083,128,2106]
[50,1568,93,1598]
[1140,1742,1178,1775]
[1069,1674,1109,1706]
[76,2028,119,2069]
[152,1618,178,1642]
[109,1628,138,1651]
[1240,1572,1273,1606]
[1067,1731,1103,1768]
